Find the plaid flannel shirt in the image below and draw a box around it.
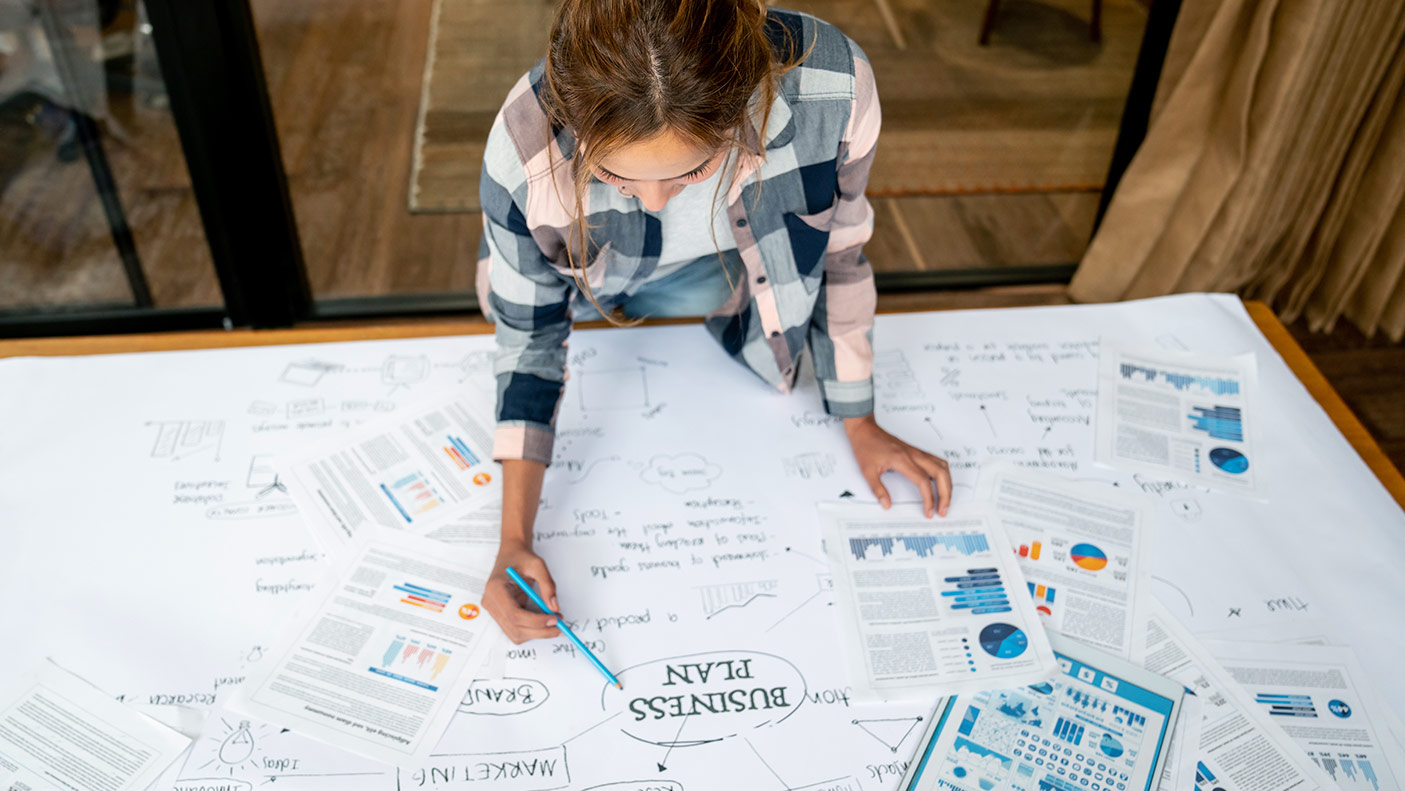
[476,9,880,464]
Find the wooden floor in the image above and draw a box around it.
[1288,318,1405,476]
[0,0,1129,310]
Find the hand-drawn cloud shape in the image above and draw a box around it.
[459,677,550,715]
[639,454,722,494]
[603,651,807,747]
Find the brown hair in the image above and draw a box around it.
[543,0,803,323]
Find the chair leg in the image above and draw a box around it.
[980,0,1001,45]
[1091,0,1103,41]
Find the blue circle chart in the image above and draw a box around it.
[1209,447,1249,474]
[978,623,1029,659]
[1328,699,1352,718]
[1100,733,1124,758]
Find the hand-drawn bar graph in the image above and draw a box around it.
[848,533,990,561]
[1120,363,1240,396]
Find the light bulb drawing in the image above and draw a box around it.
[219,721,255,765]
[194,717,270,777]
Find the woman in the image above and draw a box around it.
[476,0,952,643]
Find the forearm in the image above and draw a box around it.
[500,459,547,548]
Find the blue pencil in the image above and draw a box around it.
[504,566,622,689]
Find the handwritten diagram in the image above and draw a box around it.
[1,295,1396,791]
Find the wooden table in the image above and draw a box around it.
[3,300,1401,508]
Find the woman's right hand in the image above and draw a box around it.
[482,539,563,644]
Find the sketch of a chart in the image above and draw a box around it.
[148,420,224,461]
[697,580,779,619]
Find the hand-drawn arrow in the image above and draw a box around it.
[658,715,691,771]
[923,417,943,440]
[980,404,997,436]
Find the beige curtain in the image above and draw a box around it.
[1070,0,1405,341]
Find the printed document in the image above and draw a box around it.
[1134,600,1334,791]
[978,463,1152,658]
[232,528,500,763]
[902,633,1184,791]
[819,501,1056,701]
[282,389,502,549]
[0,660,190,791]
[1205,640,1405,791]
[1095,344,1259,494]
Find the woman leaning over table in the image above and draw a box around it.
[474,0,953,643]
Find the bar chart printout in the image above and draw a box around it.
[1208,641,1405,791]
[848,532,990,561]
[1096,344,1259,494]
[819,503,1056,701]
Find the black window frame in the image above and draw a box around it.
[0,0,1180,338]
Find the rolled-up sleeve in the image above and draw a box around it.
[478,118,571,465]
[808,41,879,418]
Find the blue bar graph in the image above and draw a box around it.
[448,435,480,465]
[1053,717,1084,746]
[849,533,990,561]
[942,569,1010,614]
[1255,693,1317,718]
[1189,405,1244,441]
[1120,363,1241,395]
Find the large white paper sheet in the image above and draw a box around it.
[1096,344,1260,494]
[1204,640,1405,791]
[281,390,501,550]
[232,529,499,764]
[1133,600,1334,791]
[3,294,1405,791]
[977,463,1152,658]
[0,660,190,791]
[820,502,1056,700]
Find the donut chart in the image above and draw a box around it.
[1209,447,1250,474]
[978,622,1029,659]
[1069,543,1108,572]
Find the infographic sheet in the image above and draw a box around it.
[232,530,499,763]
[820,502,1056,701]
[903,635,1182,791]
[1134,601,1334,791]
[1206,640,1405,791]
[978,463,1152,658]
[1096,345,1259,494]
[282,390,500,550]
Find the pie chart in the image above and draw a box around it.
[1070,543,1108,572]
[1209,447,1249,474]
[979,623,1029,658]
[1100,733,1124,758]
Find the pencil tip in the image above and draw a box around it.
[615,682,623,690]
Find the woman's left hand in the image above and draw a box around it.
[844,415,952,518]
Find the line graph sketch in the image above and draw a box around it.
[696,580,779,619]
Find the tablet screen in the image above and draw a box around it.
[905,642,1180,791]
